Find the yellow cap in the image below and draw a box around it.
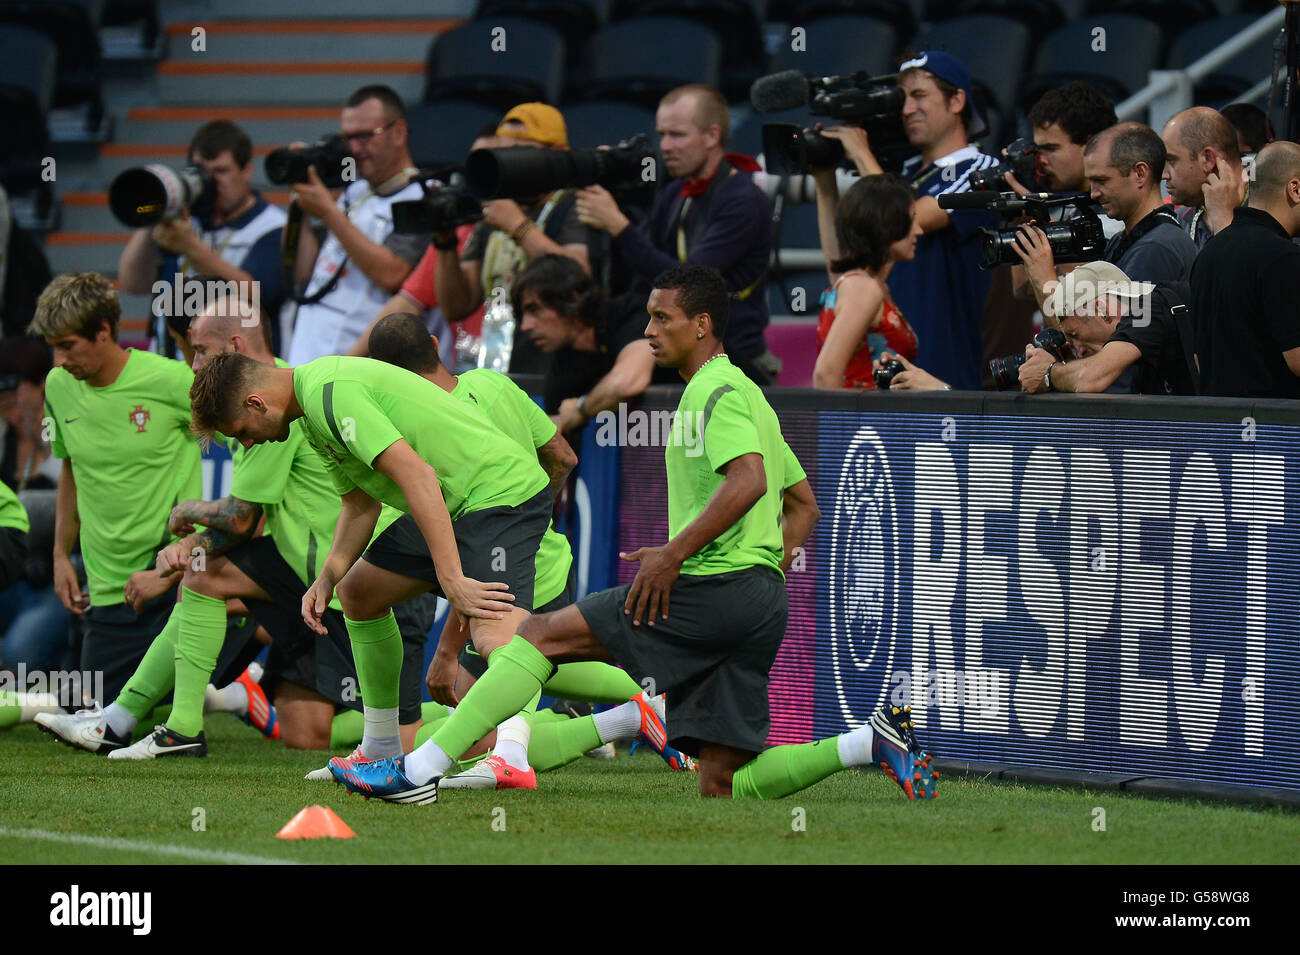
[497,102,568,149]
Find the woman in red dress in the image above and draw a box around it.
[810,170,923,389]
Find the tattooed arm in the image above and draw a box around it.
[536,431,577,497]
[156,496,263,577]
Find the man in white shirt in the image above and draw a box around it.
[285,85,432,364]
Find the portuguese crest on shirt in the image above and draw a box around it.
[128,404,151,433]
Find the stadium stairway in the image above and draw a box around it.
[39,5,471,344]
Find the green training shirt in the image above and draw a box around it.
[0,482,29,534]
[666,355,805,577]
[292,356,547,517]
[454,368,572,606]
[44,349,201,606]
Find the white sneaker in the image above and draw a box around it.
[440,754,537,791]
[34,704,126,753]
[584,741,617,759]
[107,724,207,759]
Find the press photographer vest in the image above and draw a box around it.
[288,175,426,365]
[176,198,285,279]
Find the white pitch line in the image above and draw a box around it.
[0,827,300,865]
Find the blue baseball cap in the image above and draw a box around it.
[898,50,989,139]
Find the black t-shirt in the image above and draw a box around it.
[1107,282,1197,395]
[541,305,674,415]
[1191,206,1300,398]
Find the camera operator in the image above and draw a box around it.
[509,254,674,426]
[433,103,597,376]
[831,52,999,391]
[1161,107,1248,251]
[1191,141,1300,398]
[1013,123,1195,319]
[573,84,780,387]
[1007,83,1119,307]
[118,121,287,356]
[285,85,431,365]
[1018,262,1196,395]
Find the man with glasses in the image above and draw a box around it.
[285,85,433,364]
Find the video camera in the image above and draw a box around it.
[988,328,1070,391]
[264,134,351,188]
[968,137,1047,192]
[750,69,908,175]
[464,134,657,201]
[937,191,1105,270]
[108,164,214,228]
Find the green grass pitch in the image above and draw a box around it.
[2,718,1298,864]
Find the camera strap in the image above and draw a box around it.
[1105,206,1180,263]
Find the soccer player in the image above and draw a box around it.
[365,312,692,788]
[28,274,200,710]
[188,347,678,798]
[37,295,430,756]
[335,265,939,802]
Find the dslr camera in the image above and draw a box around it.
[873,358,906,390]
[108,164,214,227]
[464,134,657,200]
[391,172,483,235]
[264,134,351,187]
[969,137,1047,192]
[938,191,1106,270]
[988,328,1070,390]
[750,69,908,175]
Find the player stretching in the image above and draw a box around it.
[334,266,939,802]
[189,351,679,799]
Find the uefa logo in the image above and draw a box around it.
[829,427,899,727]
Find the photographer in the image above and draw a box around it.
[574,84,779,386]
[831,52,999,391]
[433,103,597,376]
[1161,107,1248,250]
[1007,83,1119,307]
[1014,123,1195,317]
[1018,262,1196,395]
[285,85,431,365]
[117,121,286,356]
[810,172,922,389]
[510,255,674,429]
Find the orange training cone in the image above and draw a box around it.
[276,805,356,839]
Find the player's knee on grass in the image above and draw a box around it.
[274,682,334,750]
[698,745,750,798]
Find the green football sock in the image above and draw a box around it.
[421,701,451,723]
[430,635,550,761]
[116,603,182,719]
[169,587,226,737]
[329,708,364,748]
[0,704,19,729]
[541,661,642,704]
[413,715,449,748]
[730,739,845,799]
[527,714,602,772]
[344,613,402,710]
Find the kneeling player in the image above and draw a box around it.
[336,266,939,802]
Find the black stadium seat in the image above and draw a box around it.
[610,0,766,100]
[0,24,55,214]
[424,17,566,111]
[405,100,504,171]
[1167,14,1282,104]
[777,0,923,41]
[474,0,603,70]
[1087,0,1218,22]
[913,15,1032,143]
[560,100,657,149]
[1021,14,1165,110]
[578,17,723,110]
[0,0,104,131]
[768,15,899,79]
[953,0,1071,44]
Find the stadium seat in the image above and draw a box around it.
[1021,15,1165,110]
[609,0,766,100]
[1167,15,1283,104]
[0,24,55,215]
[424,17,566,110]
[577,17,723,110]
[405,100,504,170]
[0,0,105,132]
[474,0,603,70]
[773,0,922,41]
[913,15,1032,141]
[768,15,899,80]
[100,0,160,57]
[560,100,657,149]
[1087,0,1217,22]
[950,0,1073,45]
